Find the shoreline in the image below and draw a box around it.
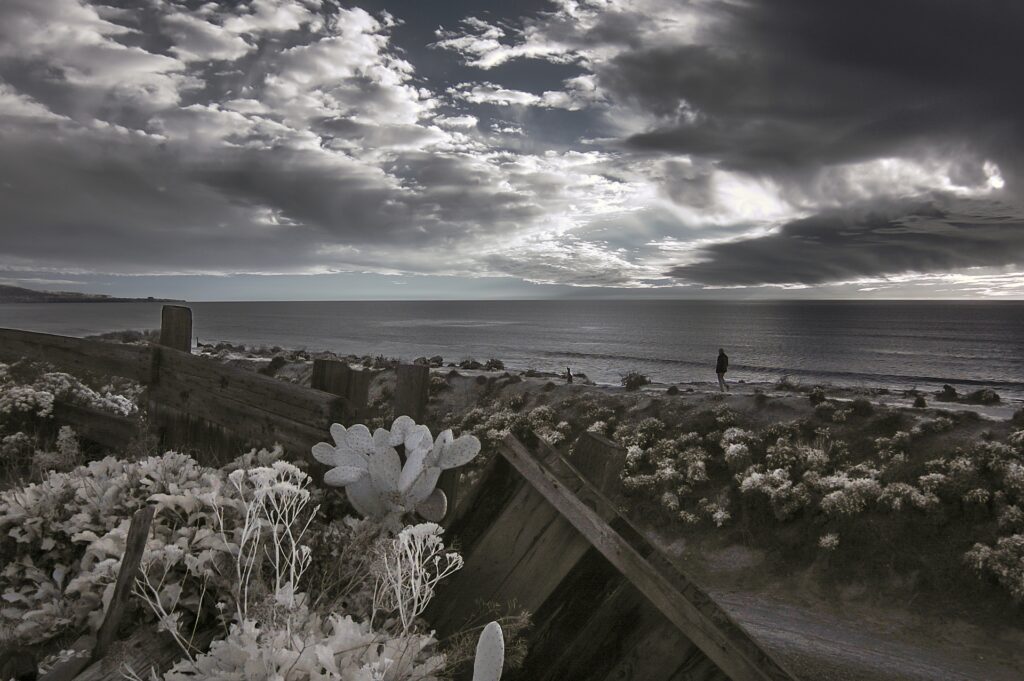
[187,338,1024,422]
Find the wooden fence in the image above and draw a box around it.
[0,306,797,681]
[0,305,422,458]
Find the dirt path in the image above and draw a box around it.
[709,589,1024,681]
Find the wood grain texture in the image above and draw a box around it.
[52,401,138,449]
[499,434,798,681]
[154,346,346,425]
[0,328,151,382]
[567,431,628,497]
[94,505,155,658]
[148,384,325,458]
[312,359,370,419]
[159,305,192,353]
[73,627,218,681]
[36,635,94,681]
[394,363,429,422]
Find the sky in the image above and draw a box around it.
[1,0,1023,301]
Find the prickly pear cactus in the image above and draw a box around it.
[312,415,481,521]
[473,621,505,681]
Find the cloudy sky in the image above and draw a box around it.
[1,0,1022,300]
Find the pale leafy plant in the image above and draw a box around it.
[313,416,481,523]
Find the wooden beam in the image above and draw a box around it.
[95,505,155,657]
[346,366,371,419]
[0,328,151,383]
[36,506,155,681]
[517,546,712,681]
[74,627,218,681]
[159,305,192,353]
[394,363,429,422]
[149,382,328,458]
[36,635,94,681]
[52,402,137,450]
[499,434,798,681]
[155,346,346,425]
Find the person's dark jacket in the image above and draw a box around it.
[716,352,728,374]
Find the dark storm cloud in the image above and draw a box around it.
[669,198,1024,287]
[4,0,1024,295]
[606,0,1024,179]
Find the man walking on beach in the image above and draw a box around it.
[716,348,729,392]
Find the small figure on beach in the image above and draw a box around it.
[716,348,729,392]
[565,367,573,384]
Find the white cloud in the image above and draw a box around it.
[0,83,64,121]
[222,0,323,36]
[434,114,478,129]
[0,0,189,113]
[162,13,254,63]
[449,75,604,111]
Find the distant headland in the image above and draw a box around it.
[0,284,185,303]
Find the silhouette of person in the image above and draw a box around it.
[565,367,573,384]
[716,348,729,392]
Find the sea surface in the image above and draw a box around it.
[2,300,1024,401]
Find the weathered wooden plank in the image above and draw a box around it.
[0,328,151,383]
[311,358,350,395]
[394,363,429,422]
[312,359,369,420]
[37,635,93,681]
[149,384,325,458]
[442,455,521,547]
[153,346,346,426]
[159,305,192,353]
[597,613,710,681]
[51,402,138,450]
[346,367,371,419]
[567,431,627,497]
[147,400,257,466]
[74,627,218,681]
[499,434,798,681]
[95,506,155,657]
[430,437,625,639]
[428,476,590,636]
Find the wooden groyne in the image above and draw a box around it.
[0,305,798,681]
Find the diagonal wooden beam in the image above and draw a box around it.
[37,505,156,681]
[499,434,798,681]
[94,505,156,658]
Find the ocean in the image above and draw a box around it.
[2,300,1023,401]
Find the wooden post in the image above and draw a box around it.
[312,358,350,395]
[95,505,156,657]
[312,358,368,421]
[394,363,429,422]
[346,368,371,419]
[159,305,192,353]
[39,505,156,681]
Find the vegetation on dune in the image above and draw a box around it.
[597,396,1024,606]
[0,362,519,679]
[4,348,1023,677]
[432,378,1024,610]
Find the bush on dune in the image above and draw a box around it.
[1,412,516,680]
[605,384,1024,603]
[620,371,651,391]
